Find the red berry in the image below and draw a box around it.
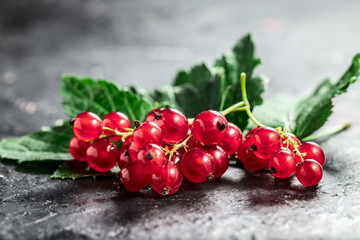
[86,139,119,172]
[181,148,215,183]
[118,145,131,169]
[192,110,228,145]
[245,127,259,139]
[102,112,131,141]
[296,159,323,187]
[69,136,92,162]
[137,144,166,175]
[296,142,325,165]
[268,149,296,179]
[120,162,148,192]
[248,126,281,160]
[73,112,102,141]
[133,121,163,149]
[154,108,189,144]
[202,145,229,179]
[150,161,183,195]
[218,122,243,155]
[237,138,268,171]
[187,136,203,149]
[281,132,301,152]
[145,108,164,122]
[128,140,141,161]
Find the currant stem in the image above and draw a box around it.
[101,126,133,141]
[167,135,193,161]
[301,121,352,142]
[220,101,245,116]
[240,73,265,128]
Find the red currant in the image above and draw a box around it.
[237,137,268,171]
[145,108,164,122]
[150,161,183,195]
[102,112,131,141]
[181,148,215,183]
[245,127,260,139]
[133,121,163,149]
[73,112,102,141]
[296,142,325,165]
[69,136,92,162]
[118,145,131,169]
[86,139,119,172]
[218,122,243,155]
[120,162,148,192]
[296,159,323,187]
[128,140,141,161]
[248,126,281,159]
[154,108,189,144]
[202,145,229,179]
[268,149,296,179]
[192,110,228,145]
[137,144,166,175]
[187,136,203,149]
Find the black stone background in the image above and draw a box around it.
[1,1,360,239]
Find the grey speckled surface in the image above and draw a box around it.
[1,1,360,239]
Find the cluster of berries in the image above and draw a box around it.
[69,109,242,195]
[238,126,325,187]
[69,106,325,196]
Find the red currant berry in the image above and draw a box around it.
[73,112,102,141]
[237,138,268,171]
[133,121,163,149]
[86,139,119,172]
[120,162,148,192]
[118,145,131,169]
[187,136,203,149]
[150,161,183,196]
[245,127,260,139]
[181,148,215,183]
[170,151,182,164]
[268,149,296,179]
[281,132,301,152]
[218,122,243,155]
[192,110,228,145]
[248,126,281,160]
[296,159,323,187]
[145,108,164,122]
[296,142,325,165]
[137,144,166,175]
[128,140,141,161]
[102,112,131,141]
[69,136,92,162]
[123,135,133,148]
[202,145,229,179]
[154,108,189,144]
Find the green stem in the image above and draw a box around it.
[220,101,245,116]
[301,121,352,142]
[219,85,232,111]
[240,73,265,127]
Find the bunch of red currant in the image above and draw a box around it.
[69,109,241,195]
[68,73,326,195]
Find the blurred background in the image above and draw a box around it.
[1,0,359,138]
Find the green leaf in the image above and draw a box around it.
[61,75,153,122]
[294,53,360,138]
[150,33,267,129]
[51,161,119,180]
[214,34,266,129]
[0,123,73,163]
[252,53,360,139]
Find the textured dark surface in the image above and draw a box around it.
[1,1,360,239]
